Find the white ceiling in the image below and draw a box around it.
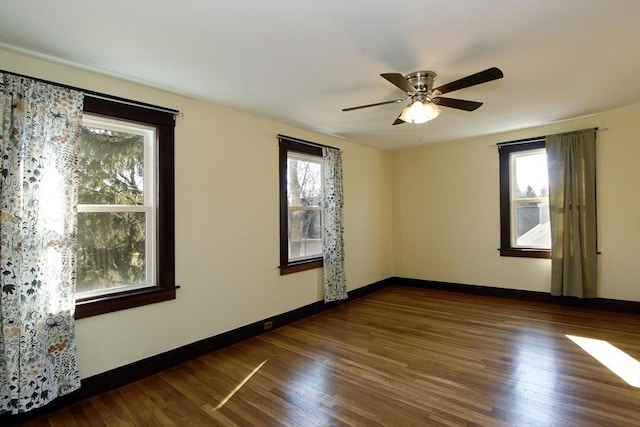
[1,0,639,150]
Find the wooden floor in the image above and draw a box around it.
[19,286,640,426]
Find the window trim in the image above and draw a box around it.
[498,138,551,259]
[75,96,178,318]
[279,137,324,275]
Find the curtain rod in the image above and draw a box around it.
[495,136,545,148]
[491,127,606,148]
[277,134,338,150]
[1,69,182,117]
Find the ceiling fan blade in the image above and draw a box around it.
[433,67,503,95]
[342,98,406,112]
[381,73,418,94]
[433,97,483,111]
[393,115,405,125]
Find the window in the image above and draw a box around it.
[77,115,155,295]
[499,138,551,258]
[75,97,177,318]
[279,136,324,274]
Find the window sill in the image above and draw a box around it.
[499,248,551,259]
[280,259,323,275]
[75,286,180,319]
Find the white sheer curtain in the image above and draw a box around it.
[546,128,598,298]
[0,73,83,413]
[322,147,347,302]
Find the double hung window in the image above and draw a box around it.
[75,97,177,318]
[279,137,324,274]
[77,115,155,296]
[499,138,551,258]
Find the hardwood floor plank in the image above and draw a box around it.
[67,400,107,427]
[15,286,640,426]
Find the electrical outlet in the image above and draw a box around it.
[264,321,273,330]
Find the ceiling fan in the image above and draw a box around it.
[342,67,504,125]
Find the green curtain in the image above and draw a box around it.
[546,129,597,298]
[0,73,83,413]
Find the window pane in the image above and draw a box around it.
[513,151,548,199]
[79,125,144,205]
[288,210,322,260]
[515,201,551,248]
[77,212,147,294]
[287,157,322,207]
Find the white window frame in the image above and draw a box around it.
[287,151,323,262]
[76,114,157,298]
[509,148,550,250]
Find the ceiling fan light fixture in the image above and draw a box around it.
[399,99,441,124]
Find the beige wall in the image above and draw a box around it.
[1,49,394,378]
[392,104,640,302]
[2,48,638,380]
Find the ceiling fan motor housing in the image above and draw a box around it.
[405,71,437,93]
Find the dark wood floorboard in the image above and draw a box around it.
[17,286,640,426]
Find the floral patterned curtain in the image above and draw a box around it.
[0,73,83,414]
[322,147,347,302]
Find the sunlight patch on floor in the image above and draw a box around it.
[212,358,269,410]
[566,335,640,387]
